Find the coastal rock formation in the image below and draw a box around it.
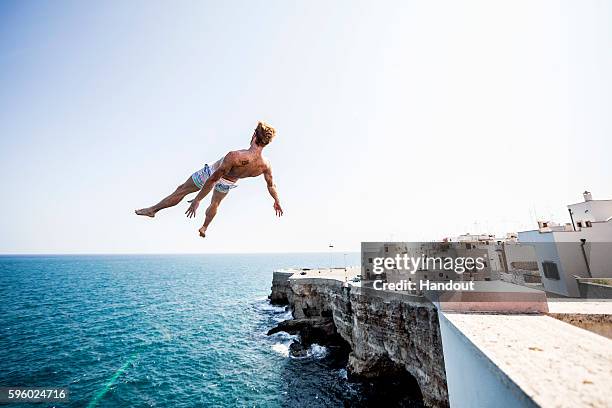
[268,271,293,304]
[267,317,337,343]
[269,274,449,408]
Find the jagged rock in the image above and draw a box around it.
[267,317,339,346]
[289,341,309,358]
[269,271,292,305]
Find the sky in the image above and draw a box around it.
[0,0,610,254]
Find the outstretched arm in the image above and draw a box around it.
[185,153,234,218]
[264,165,283,217]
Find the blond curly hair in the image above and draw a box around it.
[254,121,276,146]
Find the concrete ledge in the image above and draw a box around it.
[439,313,539,408]
[442,313,612,407]
[575,277,612,299]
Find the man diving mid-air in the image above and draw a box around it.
[135,121,283,237]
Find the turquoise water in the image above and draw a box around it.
[0,253,406,408]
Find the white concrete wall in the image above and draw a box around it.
[518,230,571,296]
[568,200,612,223]
[551,221,612,280]
[438,312,538,408]
[503,243,537,271]
[518,221,612,296]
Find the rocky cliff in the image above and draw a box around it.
[269,272,449,408]
[269,271,293,305]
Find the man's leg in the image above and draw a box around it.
[135,177,199,217]
[198,189,227,237]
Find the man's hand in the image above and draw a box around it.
[185,199,199,218]
[264,165,283,217]
[274,201,284,217]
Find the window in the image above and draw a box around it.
[577,222,583,228]
[586,221,592,227]
[542,222,548,227]
[542,261,560,280]
[368,258,373,263]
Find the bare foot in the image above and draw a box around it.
[198,226,207,238]
[135,208,155,218]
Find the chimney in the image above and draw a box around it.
[583,191,593,202]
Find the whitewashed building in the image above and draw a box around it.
[518,191,612,297]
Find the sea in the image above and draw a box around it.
[0,254,422,407]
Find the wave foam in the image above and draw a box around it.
[287,343,329,360]
[273,310,293,323]
[309,344,328,359]
[270,331,298,342]
[271,342,289,357]
[260,304,287,313]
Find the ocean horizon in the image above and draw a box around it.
[0,253,421,407]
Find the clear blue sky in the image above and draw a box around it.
[0,1,610,254]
